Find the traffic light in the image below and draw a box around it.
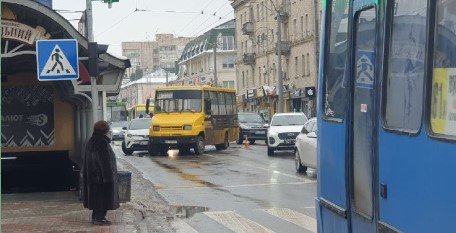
[88,42,109,77]
[103,0,119,8]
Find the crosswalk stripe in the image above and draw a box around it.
[171,219,199,233]
[262,208,317,233]
[205,211,276,233]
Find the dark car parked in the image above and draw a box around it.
[237,112,269,144]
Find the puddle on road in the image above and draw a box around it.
[172,205,208,219]
[153,160,219,188]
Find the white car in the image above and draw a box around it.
[122,118,151,155]
[295,118,317,173]
[267,113,308,156]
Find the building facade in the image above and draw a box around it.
[231,0,321,118]
[118,68,177,109]
[121,34,193,78]
[173,20,236,89]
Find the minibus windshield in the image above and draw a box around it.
[155,90,202,113]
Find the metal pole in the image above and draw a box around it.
[276,11,284,113]
[213,45,217,86]
[86,0,99,124]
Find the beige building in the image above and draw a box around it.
[118,68,177,109]
[122,34,193,78]
[172,20,236,89]
[231,0,321,117]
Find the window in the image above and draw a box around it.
[305,14,309,35]
[306,53,310,76]
[431,0,456,137]
[257,4,260,22]
[300,16,304,37]
[258,66,262,84]
[225,93,234,115]
[323,0,349,120]
[218,92,226,115]
[295,56,298,77]
[223,81,235,89]
[242,71,245,88]
[384,0,427,132]
[293,19,297,39]
[302,54,306,76]
[272,63,276,82]
[246,70,249,88]
[221,36,235,50]
[210,91,219,115]
[261,1,265,19]
[222,56,235,69]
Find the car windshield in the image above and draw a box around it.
[155,90,202,113]
[110,121,128,128]
[129,119,151,130]
[238,114,263,123]
[271,115,308,126]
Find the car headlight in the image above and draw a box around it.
[127,134,132,138]
[240,124,249,129]
[153,126,160,131]
[183,125,192,131]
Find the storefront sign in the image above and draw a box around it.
[305,87,316,98]
[1,85,55,147]
[247,89,256,99]
[291,88,302,98]
[431,68,456,136]
[2,20,50,45]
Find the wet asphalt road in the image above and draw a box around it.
[114,142,317,233]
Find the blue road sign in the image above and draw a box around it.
[36,39,79,81]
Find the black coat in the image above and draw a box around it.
[81,134,119,210]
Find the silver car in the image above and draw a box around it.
[294,118,317,173]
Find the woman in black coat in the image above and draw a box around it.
[82,120,119,225]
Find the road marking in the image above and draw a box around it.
[205,211,276,233]
[157,181,309,191]
[204,154,316,183]
[262,208,317,233]
[171,219,199,233]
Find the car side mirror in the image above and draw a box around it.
[122,127,128,130]
[145,99,150,114]
[307,131,317,138]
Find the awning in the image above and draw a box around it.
[2,0,130,97]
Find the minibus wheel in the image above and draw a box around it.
[194,136,205,155]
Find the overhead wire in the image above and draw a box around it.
[179,0,219,36]
[187,1,232,37]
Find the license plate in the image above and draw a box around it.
[255,131,266,134]
[165,140,178,144]
[140,141,148,145]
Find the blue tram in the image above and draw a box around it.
[317,0,456,232]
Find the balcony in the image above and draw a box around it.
[242,22,254,35]
[243,53,256,65]
[275,41,291,56]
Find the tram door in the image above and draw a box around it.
[349,5,377,233]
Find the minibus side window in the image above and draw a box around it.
[323,0,349,121]
[218,92,227,115]
[384,0,428,133]
[210,91,219,115]
[430,0,456,137]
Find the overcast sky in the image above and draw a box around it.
[53,0,234,56]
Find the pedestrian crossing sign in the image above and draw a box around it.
[36,39,79,81]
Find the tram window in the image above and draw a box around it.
[430,1,456,137]
[384,0,428,132]
[323,0,349,121]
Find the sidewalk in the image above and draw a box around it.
[1,159,176,233]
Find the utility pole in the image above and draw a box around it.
[276,11,284,113]
[213,45,217,87]
[86,0,99,124]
